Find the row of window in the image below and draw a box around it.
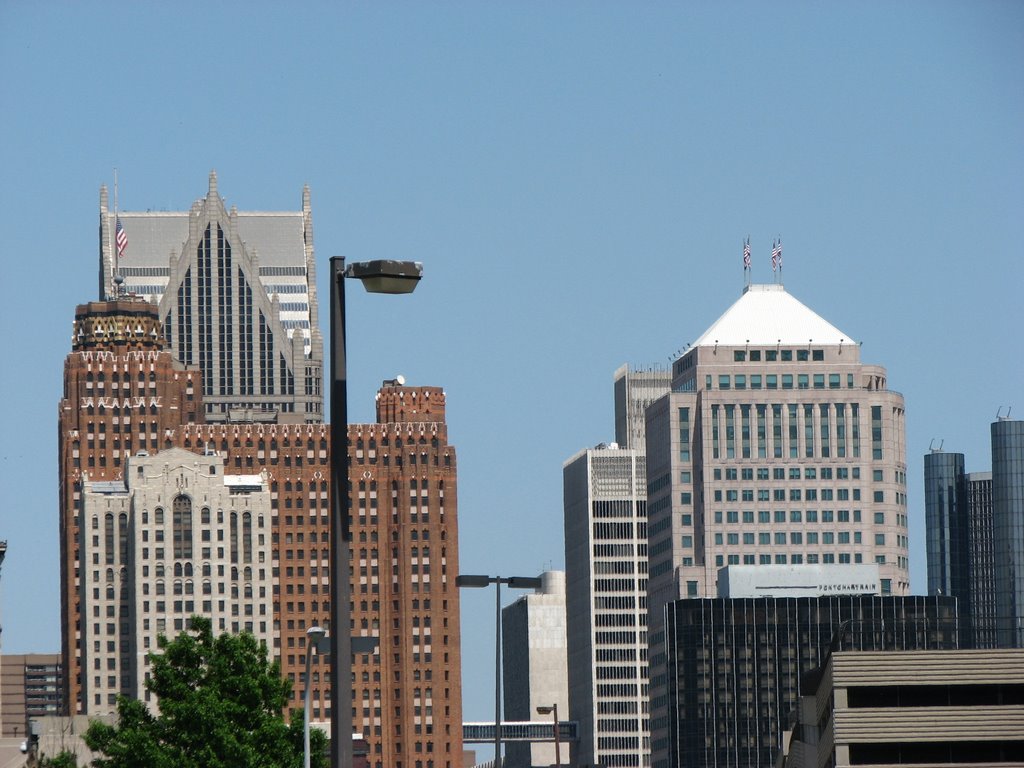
[709,488,868,502]
[709,372,854,390]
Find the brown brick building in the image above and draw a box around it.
[58,299,203,712]
[59,299,464,767]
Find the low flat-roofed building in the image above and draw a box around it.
[780,648,1024,768]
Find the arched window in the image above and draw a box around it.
[201,507,211,525]
[242,512,253,564]
[173,495,193,559]
[104,514,114,565]
[230,512,239,563]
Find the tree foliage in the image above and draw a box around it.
[85,617,326,768]
[38,750,79,768]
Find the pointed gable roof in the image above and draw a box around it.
[692,284,854,347]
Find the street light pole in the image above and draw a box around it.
[330,256,422,768]
[305,626,327,768]
[456,574,542,768]
[536,704,560,768]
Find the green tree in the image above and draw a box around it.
[38,750,79,768]
[85,616,327,768]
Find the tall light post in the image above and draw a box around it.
[536,704,561,768]
[305,626,328,768]
[331,257,422,768]
[456,574,543,768]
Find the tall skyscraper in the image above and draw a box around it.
[992,418,1024,648]
[967,471,996,647]
[99,172,323,423]
[643,283,909,767]
[923,418,1024,650]
[924,450,970,600]
[564,445,650,768]
[501,571,569,768]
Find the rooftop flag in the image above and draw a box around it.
[743,238,751,269]
[116,217,128,259]
[771,239,781,271]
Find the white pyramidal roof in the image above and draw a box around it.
[692,284,854,347]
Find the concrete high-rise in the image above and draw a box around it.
[99,172,323,424]
[614,365,671,451]
[643,283,909,767]
[564,445,650,768]
[501,571,569,768]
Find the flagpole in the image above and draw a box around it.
[113,168,119,298]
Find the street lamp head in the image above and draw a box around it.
[536,706,554,715]
[506,576,543,590]
[348,259,423,294]
[456,574,493,588]
[307,625,327,649]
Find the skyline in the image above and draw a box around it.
[1,1,1022,740]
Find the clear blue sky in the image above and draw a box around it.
[1,0,1021,745]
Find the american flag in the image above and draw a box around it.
[116,217,128,259]
[771,239,782,271]
[743,238,751,269]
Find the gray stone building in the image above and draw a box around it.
[80,447,273,714]
[502,571,569,768]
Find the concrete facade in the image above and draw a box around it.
[0,654,62,738]
[781,649,1024,768]
[502,571,569,768]
[564,446,650,768]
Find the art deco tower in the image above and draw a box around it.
[58,298,202,713]
[99,171,323,423]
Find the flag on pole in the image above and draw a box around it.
[771,239,781,271]
[116,217,128,259]
[743,238,751,269]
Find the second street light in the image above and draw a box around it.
[456,574,542,768]
[304,626,328,768]
[330,257,422,768]
[536,704,561,768]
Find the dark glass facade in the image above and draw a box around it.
[993,419,1024,648]
[924,452,971,607]
[663,595,959,768]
